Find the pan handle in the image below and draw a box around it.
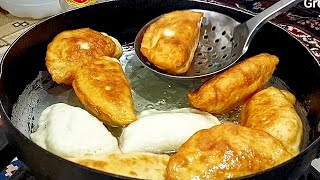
[0,116,8,151]
[0,116,16,170]
[317,142,320,159]
[0,116,9,169]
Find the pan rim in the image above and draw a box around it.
[0,0,319,179]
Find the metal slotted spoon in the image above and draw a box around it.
[134,0,303,79]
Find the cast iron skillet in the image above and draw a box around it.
[0,0,320,179]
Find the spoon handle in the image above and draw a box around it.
[246,0,303,32]
[237,0,303,54]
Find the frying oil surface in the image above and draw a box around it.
[11,46,308,155]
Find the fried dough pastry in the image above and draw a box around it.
[166,123,292,180]
[280,89,296,104]
[188,53,279,114]
[46,28,122,85]
[72,56,136,126]
[240,86,303,155]
[140,10,203,74]
[72,153,169,180]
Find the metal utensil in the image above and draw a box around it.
[134,0,303,79]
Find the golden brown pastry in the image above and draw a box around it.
[166,123,292,180]
[188,53,279,114]
[46,28,122,85]
[280,89,296,104]
[140,10,203,75]
[72,153,169,180]
[240,86,303,155]
[72,56,136,126]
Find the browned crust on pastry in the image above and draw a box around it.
[141,10,203,74]
[72,56,136,126]
[71,153,169,180]
[166,123,292,180]
[240,86,302,155]
[46,28,122,85]
[188,53,279,114]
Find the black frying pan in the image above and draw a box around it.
[0,0,320,179]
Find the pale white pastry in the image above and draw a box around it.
[119,108,220,153]
[30,103,120,158]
